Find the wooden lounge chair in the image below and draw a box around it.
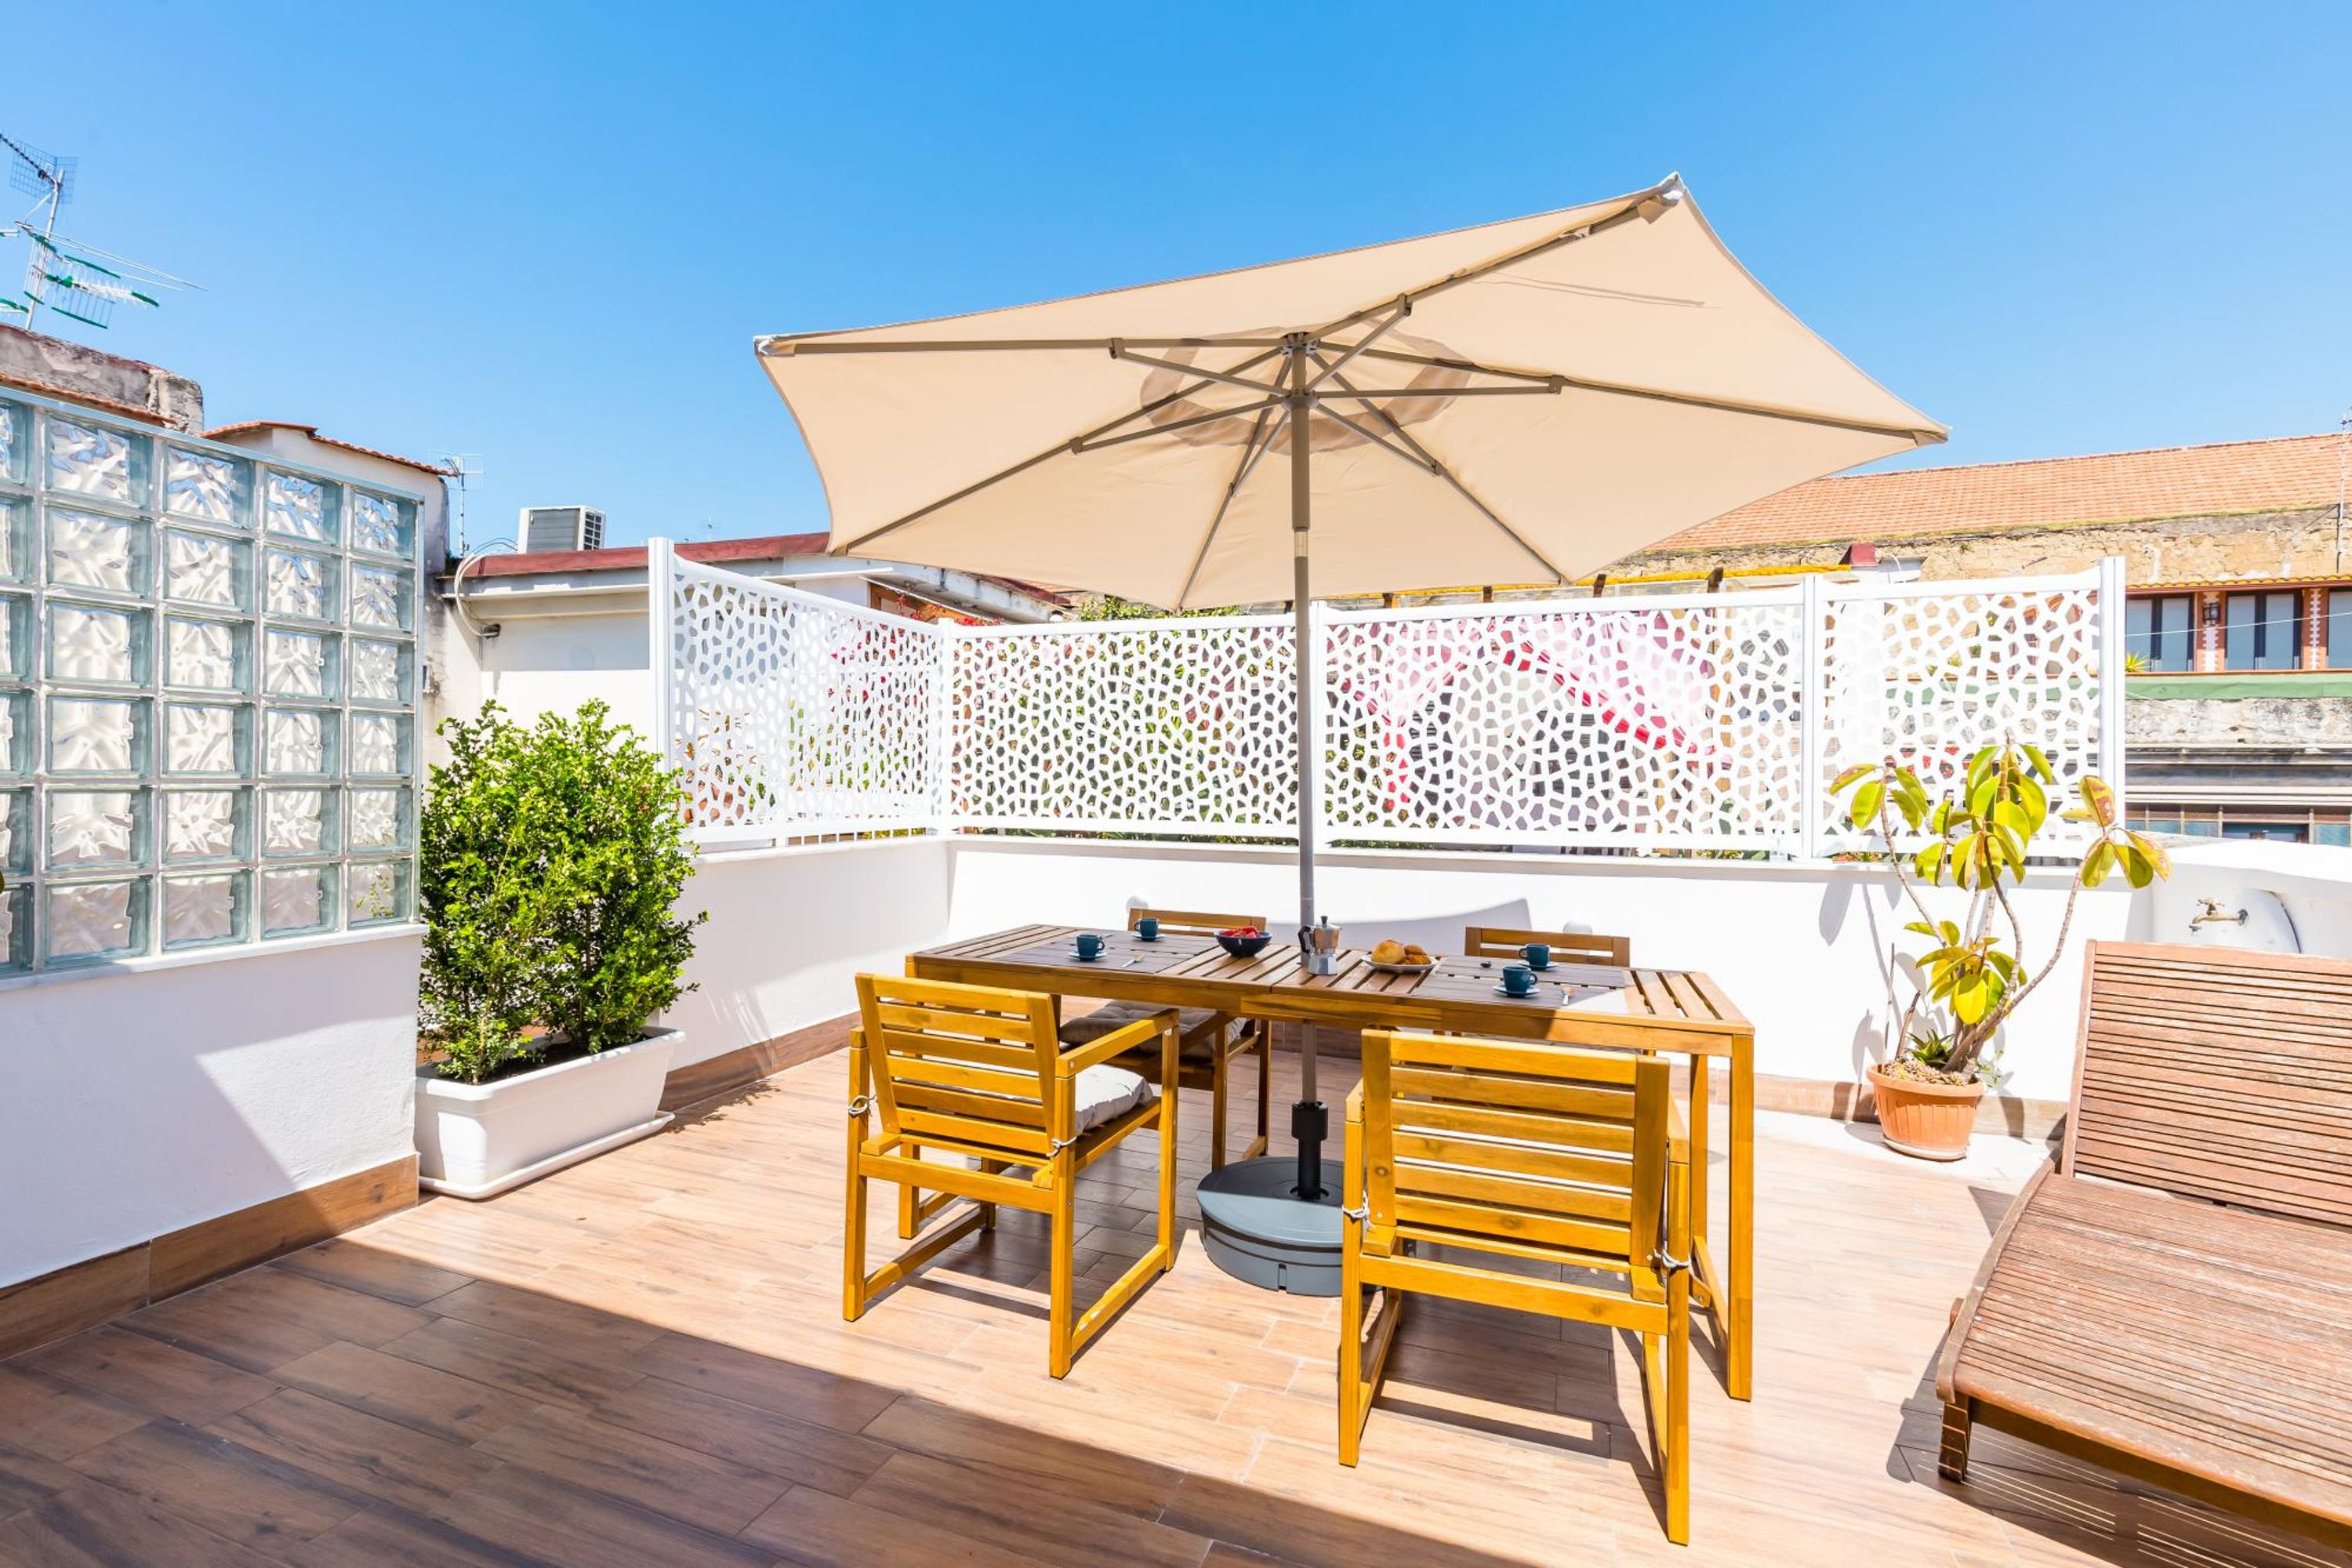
[1341,1029,1693,1543]
[1057,907,1273,1169]
[1936,940,2352,1549]
[844,974,1180,1377]
[1463,924,1634,967]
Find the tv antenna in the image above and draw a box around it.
[436,453,486,554]
[0,130,200,331]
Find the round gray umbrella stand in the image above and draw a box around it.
[1195,1152,1345,1296]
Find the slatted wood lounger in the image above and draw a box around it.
[1936,940,2352,1551]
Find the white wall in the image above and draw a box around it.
[662,837,2132,1103]
[2136,840,2352,956]
[473,612,656,735]
[0,932,423,1286]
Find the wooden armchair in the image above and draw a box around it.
[1341,1030,1693,1543]
[1936,942,2352,1548]
[1463,924,1633,967]
[844,974,1180,1377]
[1056,907,1273,1169]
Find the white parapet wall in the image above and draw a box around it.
[0,930,423,1287]
[661,837,2133,1105]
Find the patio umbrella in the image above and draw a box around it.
[755,173,1943,1236]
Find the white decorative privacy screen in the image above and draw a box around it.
[651,540,2121,858]
[0,393,421,975]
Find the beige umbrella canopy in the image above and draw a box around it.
[754,175,1943,1209]
[757,173,1945,609]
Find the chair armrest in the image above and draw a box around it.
[1060,1008,1179,1075]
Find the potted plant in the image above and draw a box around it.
[1831,739,2169,1160]
[414,701,706,1198]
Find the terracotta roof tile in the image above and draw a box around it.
[202,420,457,477]
[1658,432,2349,553]
[461,533,834,578]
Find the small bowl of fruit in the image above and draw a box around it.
[1216,924,1272,959]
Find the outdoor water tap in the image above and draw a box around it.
[2189,897,2249,930]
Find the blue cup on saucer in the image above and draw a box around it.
[1135,917,1160,942]
[1521,942,1552,970]
[1075,932,1105,960]
[1501,963,1535,996]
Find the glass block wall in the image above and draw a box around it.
[0,392,421,975]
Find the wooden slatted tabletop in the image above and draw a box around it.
[909,923,1759,1399]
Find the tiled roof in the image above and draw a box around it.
[463,533,833,579]
[202,420,457,477]
[1658,432,2349,553]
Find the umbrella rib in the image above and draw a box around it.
[1174,405,1286,608]
[1109,343,1287,397]
[832,345,1289,554]
[1073,395,1284,454]
[1320,362,1572,585]
[1302,300,1409,392]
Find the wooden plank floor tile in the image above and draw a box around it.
[64,1417,372,1557]
[271,1341,535,1446]
[0,1479,282,1568]
[208,1388,489,1515]
[474,1403,789,1535]
[427,1465,775,1568]
[0,1366,152,1461]
[587,1375,892,1498]
[23,1323,280,1426]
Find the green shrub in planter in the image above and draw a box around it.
[420,700,705,1084]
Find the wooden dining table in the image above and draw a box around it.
[908,922,1759,1400]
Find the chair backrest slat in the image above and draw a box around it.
[1128,907,1268,937]
[2067,941,2352,1226]
[1362,1031,1666,1266]
[858,974,1064,1157]
[1464,925,1632,966]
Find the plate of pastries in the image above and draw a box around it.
[1366,939,1437,975]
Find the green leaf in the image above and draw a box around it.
[2082,840,2115,887]
[1831,764,1877,793]
[1849,779,1885,831]
[2021,743,2056,783]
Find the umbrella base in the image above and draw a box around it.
[1196,1156,1345,1296]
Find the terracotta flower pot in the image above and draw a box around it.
[1866,1062,1985,1162]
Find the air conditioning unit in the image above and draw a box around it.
[519,505,606,553]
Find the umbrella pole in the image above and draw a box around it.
[1288,372,1327,1202]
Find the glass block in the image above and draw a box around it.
[45,418,147,506]
[0,788,25,871]
[349,492,413,558]
[266,707,336,775]
[263,628,338,699]
[263,470,336,543]
[164,528,249,608]
[347,638,408,706]
[0,398,22,484]
[263,787,337,856]
[164,787,246,862]
[348,564,409,631]
[348,713,407,778]
[0,884,24,971]
[347,859,408,926]
[49,695,146,775]
[47,789,145,870]
[165,872,247,949]
[165,615,249,693]
[347,786,408,851]
[46,508,149,596]
[264,547,336,621]
[0,592,24,680]
[261,864,336,937]
[0,691,24,777]
[165,447,248,525]
[45,878,147,963]
[164,701,249,776]
[0,495,24,583]
[46,602,151,686]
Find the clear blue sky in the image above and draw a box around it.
[9,2,2348,550]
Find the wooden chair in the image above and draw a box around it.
[1057,907,1273,1169]
[844,974,1180,1377]
[1341,1029,1693,1543]
[1937,941,2352,1550]
[1463,924,1633,967]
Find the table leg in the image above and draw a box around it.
[1686,1056,1711,1309]
[1728,1033,1754,1401]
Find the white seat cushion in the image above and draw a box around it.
[1072,1063,1154,1132]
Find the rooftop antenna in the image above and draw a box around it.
[0,131,199,332]
[436,453,485,554]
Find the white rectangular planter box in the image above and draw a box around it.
[415,1028,680,1200]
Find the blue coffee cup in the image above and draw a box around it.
[1521,942,1552,970]
[1502,963,1535,996]
[1075,932,1105,960]
[1135,917,1160,942]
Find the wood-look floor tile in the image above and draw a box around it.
[273,1341,534,1445]
[376,1316,646,1408]
[288,1502,546,1568]
[208,1389,489,1515]
[626,1330,899,1434]
[474,1402,789,1535]
[0,1436,78,1523]
[427,1279,668,1358]
[428,1465,775,1568]
[270,1240,475,1308]
[24,1324,280,1426]
[0,1479,281,1568]
[861,1393,1188,1518]
[738,1485,1065,1568]
[589,1374,891,1498]
[65,1417,371,1557]
[122,1269,431,1374]
[0,1366,151,1461]
[849,1449,1210,1568]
